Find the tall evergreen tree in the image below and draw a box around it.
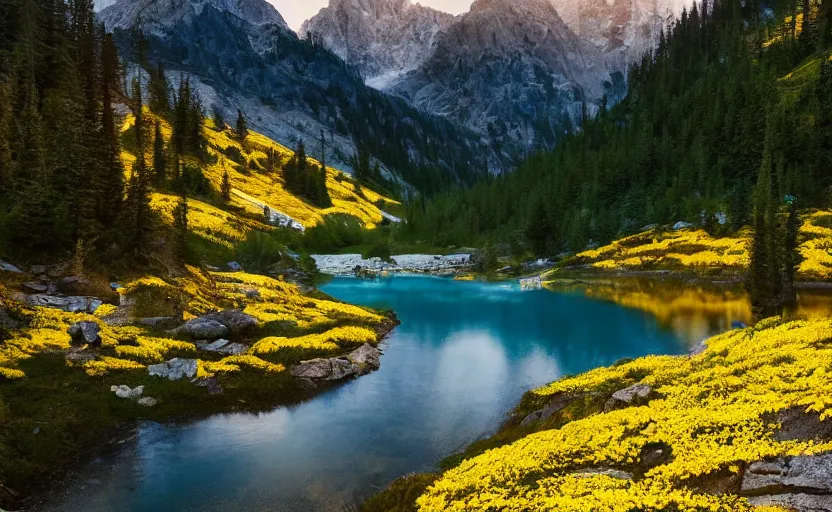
[153,121,167,186]
[236,109,248,141]
[148,61,170,115]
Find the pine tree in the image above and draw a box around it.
[122,77,152,254]
[782,195,801,303]
[0,80,11,196]
[153,120,167,186]
[148,61,170,115]
[236,109,248,141]
[749,124,781,314]
[173,188,189,261]
[212,107,225,130]
[221,168,232,201]
[97,30,124,227]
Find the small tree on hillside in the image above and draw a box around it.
[236,109,248,141]
[221,168,232,201]
[153,120,166,186]
[212,107,225,131]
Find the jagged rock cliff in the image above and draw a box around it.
[300,0,456,89]
[389,0,615,153]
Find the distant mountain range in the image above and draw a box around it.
[98,0,502,191]
[304,0,683,154]
[97,0,684,189]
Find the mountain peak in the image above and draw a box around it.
[99,0,288,32]
[301,0,455,88]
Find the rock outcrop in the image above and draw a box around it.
[172,318,229,340]
[203,310,259,336]
[67,321,102,347]
[604,383,652,412]
[26,294,103,314]
[148,358,199,381]
[290,344,382,381]
[742,454,832,496]
[301,0,455,88]
[312,253,471,276]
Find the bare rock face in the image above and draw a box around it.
[301,0,455,88]
[520,392,580,427]
[389,0,612,152]
[27,294,103,314]
[148,358,199,381]
[742,454,832,496]
[604,383,652,412]
[291,359,333,380]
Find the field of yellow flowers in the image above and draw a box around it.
[0,268,387,381]
[570,212,832,280]
[412,316,832,511]
[122,113,399,232]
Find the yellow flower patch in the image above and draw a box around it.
[417,317,832,511]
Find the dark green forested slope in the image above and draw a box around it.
[403,0,832,257]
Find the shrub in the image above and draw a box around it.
[301,214,366,253]
[363,241,393,263]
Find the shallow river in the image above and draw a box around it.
[41,275,701,512]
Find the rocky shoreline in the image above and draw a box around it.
[311,253,472,276]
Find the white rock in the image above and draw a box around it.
[137,397,158,407]
[0,260,23,273]
[113,385,144,399]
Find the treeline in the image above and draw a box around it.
[403,0,832,256]
[0,0,128,261]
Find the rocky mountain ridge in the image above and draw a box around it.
[99,0,501,187]
[300,0,456,89]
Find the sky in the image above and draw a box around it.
[269,0,475,32]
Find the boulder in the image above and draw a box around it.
[27,294,103,314]
[244,289,261,300]
[111,385,144,399]
[67,321,102,347]
[291,359,332,380]
[605,383,653,412]
[23,282,48,293]
[197,339,231,352]
[673,221,695,231]
[328,358,358,380]
[29,265,49,275]
[742,453,832,495]
[347,344,381,375]
[148,358,198,381]
[137,397,158,407]
[227,261,242,272]
[172,318,228,340]
[203,310,259,335]
[0,260,23,273]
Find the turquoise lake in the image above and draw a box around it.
[39,275,690,512]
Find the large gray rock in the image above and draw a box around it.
[197,339,231,352]
[204,310,259,335]
[605,383,653,412]
[0,260,23,273]
[27,294,103,314]
[148,358,198,381]
[747,494,832,510]
[742,454,832,496]
[328,358,358,381]
[172,318,228,340]
[347,344,381,375]
[291,359,332,380]
[775,407,832,442]
[67,321,102,347]
[218,343,248,356]
[137,397,158,407]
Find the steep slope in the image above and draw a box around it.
[388,0,615,153]
[100,0,501,190]
[550,0,681,69]
[300,0,456,89]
